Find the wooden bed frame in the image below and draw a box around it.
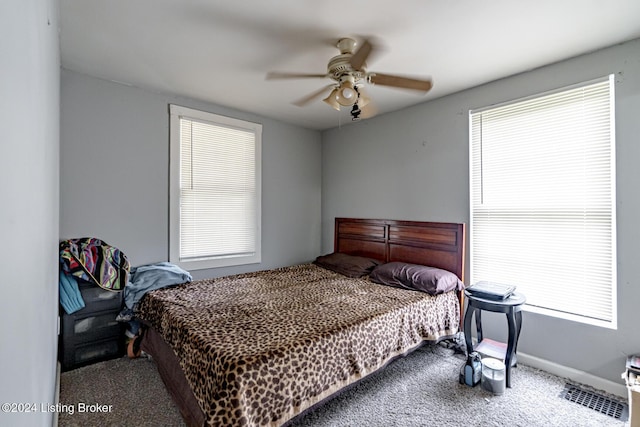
[141,217,466,427]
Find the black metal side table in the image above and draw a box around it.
[463,290,526,388]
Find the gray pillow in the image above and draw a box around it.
[313,252,380,278]
[370,261,464,295]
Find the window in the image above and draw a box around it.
[469,75,616,328]
[169,105,262,270]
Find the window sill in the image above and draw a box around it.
[522,304,617,330]
[171,253,261,271]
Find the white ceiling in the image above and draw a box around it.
[60,1,640,131]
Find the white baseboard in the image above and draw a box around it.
[518,351,627,398]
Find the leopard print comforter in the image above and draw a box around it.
[137,263,460,427]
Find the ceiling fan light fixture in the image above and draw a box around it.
[323,88,340,110]
[336,79,358,107]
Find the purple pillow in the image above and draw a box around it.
[370,262,464,295]
[313,252,380,278]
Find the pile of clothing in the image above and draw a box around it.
[58,237,192,356]
[59,237,130,314]
[116,261,192,336]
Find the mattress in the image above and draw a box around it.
[137,263,460,426]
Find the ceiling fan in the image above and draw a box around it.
[266,37,433,120]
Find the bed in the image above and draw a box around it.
[137,218,466,427]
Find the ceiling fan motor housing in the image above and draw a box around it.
[327,38,365,83]
[327,54,365,82]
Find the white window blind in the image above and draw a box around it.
[470,75,616,327]
[169,105,262,270]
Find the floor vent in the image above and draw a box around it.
[561,383,628,421]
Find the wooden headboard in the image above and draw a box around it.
[334,217,466,282]
[334,218,466,327]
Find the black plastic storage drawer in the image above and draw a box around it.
[75,280,123,313]
[62,310,122,343]
[59,281,125,371]
[65,337,123,368]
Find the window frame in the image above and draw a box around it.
[169,104,262,271]
[469,75,617,329]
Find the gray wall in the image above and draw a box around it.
[321,38,640,386]
[60,70,322,281]
[0,0,60,426]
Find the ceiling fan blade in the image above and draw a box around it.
[292,84,336,107]
[266,71,328,80]
[368,73,433,92]
[350,38,374,71]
